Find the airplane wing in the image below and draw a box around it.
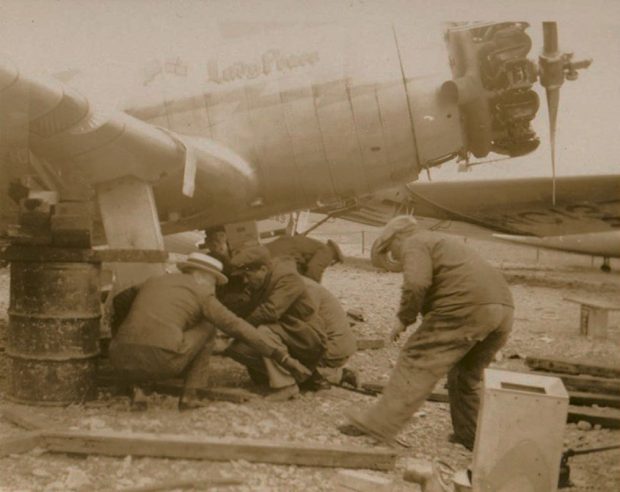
[405,175,620,236]
[326,175,620,237]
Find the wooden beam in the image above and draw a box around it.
[525,357,620,379]
[362,382,620,412]
[0,431,44,457]
[529,371,620,395]
[567,405,620,429]
[42,430,398,470]
[1,406,46,431]
[119,477,244,491]
[569,391,620,409]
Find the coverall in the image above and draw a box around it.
[355,231,513,449]
[225,258,326,388]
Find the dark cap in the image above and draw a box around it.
[230,245,271,272]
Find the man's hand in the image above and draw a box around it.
[272,348,312,379]
[390,319,407,342]
[281,356,312,380]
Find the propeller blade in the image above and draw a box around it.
[540,22,562,206]
[546,87,559,206]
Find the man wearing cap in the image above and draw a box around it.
[224,246,327,400]
[264,235,344,283]
[109,252,311,410]
[341,215,513,450]
[303,278,358,387]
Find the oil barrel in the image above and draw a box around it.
[7,260,101,405]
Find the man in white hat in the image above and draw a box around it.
[341,215,513,450]
[109,252,311,410]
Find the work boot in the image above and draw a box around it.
[299,371,331,392]
[130,385,148,412]
[265,384,300,402]
[339,409,410,448]
[178,388,210,411]
[340,368,359,388]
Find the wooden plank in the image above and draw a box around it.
[42,430,398,470]
[362,382,620,409]
[526,356,620,379]
[1,406,47,431]
[528,371,620,395]
[569,391,620,409]
[0,431,44,457]
[119,477,244,491]
[356,338,386,350]
[149,381,257,403]
[567,405,620,429]
[564,296,620,311]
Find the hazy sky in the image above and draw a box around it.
[1,0,618,181]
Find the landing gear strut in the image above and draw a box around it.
[601,257,611,273]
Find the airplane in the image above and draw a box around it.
[0,21,591,288]
[313,174,620,272]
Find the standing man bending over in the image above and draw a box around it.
[264,235,344,283]
[224,246,327,401]
[109,253,310,410]
[341,216,513,450]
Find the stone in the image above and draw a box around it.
[577,420,593,431]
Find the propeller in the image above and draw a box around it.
[538,22,592,205]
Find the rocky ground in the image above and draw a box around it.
[0,228,619,491]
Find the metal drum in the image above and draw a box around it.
[7,260,101,405]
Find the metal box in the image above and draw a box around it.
[472,369,568,492]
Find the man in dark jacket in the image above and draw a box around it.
[342,216,513,450]
[109,252,310,410]
[264,235,344,282]
[303,278,358,387]
[224,246,327,400]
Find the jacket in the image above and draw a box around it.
[114,273,277,358]
[245,258,326,366]
[397,231,514,325]
[303,278,357,361]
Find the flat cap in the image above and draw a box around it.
[230,245,271,270]
[375,215,418,253]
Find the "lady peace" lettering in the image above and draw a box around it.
[208,49,320,84]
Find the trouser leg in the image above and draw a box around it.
[361,354,445,439]
[225,325,296,389]
[181,325,217,390]
[447,305,513,449]
[355,313,488,440]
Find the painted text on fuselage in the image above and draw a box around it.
[208,50,319,84]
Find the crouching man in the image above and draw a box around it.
[224,246,327,401]
[109,252,311,411]
[341,216,513,450]
[303,278,358,388]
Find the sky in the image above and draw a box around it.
[1,0,619,182]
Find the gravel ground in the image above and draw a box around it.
[0,232,619,491]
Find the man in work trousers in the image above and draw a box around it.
[224,246,327,400]
[109,252,311,410]
[303,277,359,387]
[342,216,513,450]
[264,235,344,283]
